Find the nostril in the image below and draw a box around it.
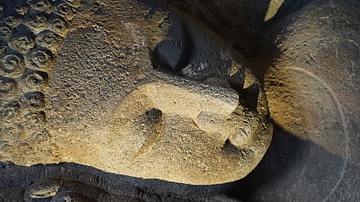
[145,108,162,120]
[223,139,239,151]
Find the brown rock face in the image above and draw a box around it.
[0,0,272,185]
[228,0,360,201]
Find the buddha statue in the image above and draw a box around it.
[1,0,359,201]
[0,0,272,187]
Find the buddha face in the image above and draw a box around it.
[0,0,272,185]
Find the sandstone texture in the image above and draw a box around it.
[1,0,359,201]
[0,0,273,189]
[227,0,360,201]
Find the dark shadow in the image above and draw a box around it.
[243,0,317,82]
[223,1,360,201]
[166,0,272,57]
[164,0,318,82]
[0,161,236,201]
[224,122,353,202]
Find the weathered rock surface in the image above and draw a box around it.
[2,0,359,201]
[228,0,360,201]
[0,0,272,189]
[167,0,360,201]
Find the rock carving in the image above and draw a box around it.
[0,0,273,187]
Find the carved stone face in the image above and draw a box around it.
[0,0,272,185]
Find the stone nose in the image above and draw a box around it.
[144,81,238,120]
[146,80,240,141]
[113,78,241,145]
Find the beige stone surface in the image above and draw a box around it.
[0,0,273,185]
